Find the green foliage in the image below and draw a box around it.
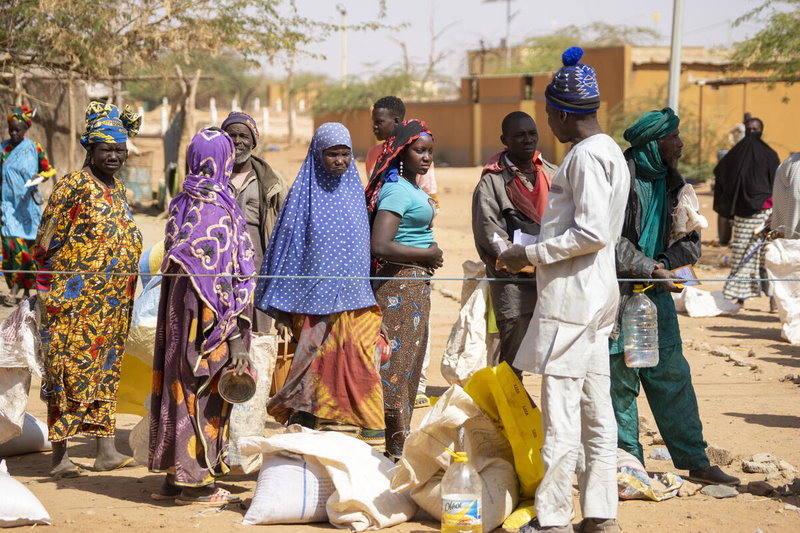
[500,21,661,74]
[732,0,800,83]
[313,72,416,114]
[2,0,388,80]
[605,84,727,183]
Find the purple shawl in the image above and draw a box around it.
[163,128,256,354]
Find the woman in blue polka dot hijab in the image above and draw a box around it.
[255,122,388,445]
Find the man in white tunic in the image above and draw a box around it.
[498,47,629,533]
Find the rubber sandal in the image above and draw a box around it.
[414,393,430,408]
[50,465,86,479]
[94,456,140,472]
[175,487,241,506]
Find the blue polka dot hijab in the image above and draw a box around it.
[254,122,376,315]
[545,47,601,114]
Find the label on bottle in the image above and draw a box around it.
[442,496,482,531]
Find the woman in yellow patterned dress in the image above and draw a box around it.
[35,102,143,478]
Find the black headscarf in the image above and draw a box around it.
[713,132,780,218]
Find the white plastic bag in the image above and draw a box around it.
[0,369,31,445]
[124,277,161,365]
[239,428,416,531]
[129,413,149,465]
[765,239,800,344]
[0,413,50,457]
[672,287,740,317]
[243,452,334,525]
[0,459,51,527]
[670,184,708,245]
[0,296,41,376]
[228,333,277,473]
[392,385,518,531]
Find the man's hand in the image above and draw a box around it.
[497,244,533,274]
[652,263,684,293]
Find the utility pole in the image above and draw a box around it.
[484,0,515,69]
[667,0,685,112]
[337,4,348,87]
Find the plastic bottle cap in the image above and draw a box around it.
[453,452,468,463]
[633,284,654,293]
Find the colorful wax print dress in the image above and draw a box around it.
[35,170,142,442]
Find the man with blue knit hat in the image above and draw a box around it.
[611,108,740,486]
[499,47,628,533]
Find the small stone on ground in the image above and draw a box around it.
[678,480,702,497]
[701,484,739,499]
[747,481,774,497]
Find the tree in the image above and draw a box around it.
[731,0,800,83]
[499,22,661,74]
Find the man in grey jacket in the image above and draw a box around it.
[222,111,288,332]
[472,111,555,375]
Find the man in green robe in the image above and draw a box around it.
[611,107,740,486]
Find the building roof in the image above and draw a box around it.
[630,46,731,66]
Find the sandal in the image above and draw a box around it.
[414,393,430,409]
[175,487,241,506]
[94,456,140,472]
[49,465,86,479]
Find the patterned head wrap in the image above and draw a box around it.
[221,111,259,147]
[545,47,601,114]
[80,101,141,148]
[163,128,256,355]
[364,119,433,218]
[8,105,35,127]
[624,107,681,180]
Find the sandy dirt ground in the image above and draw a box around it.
[4,140,800,532]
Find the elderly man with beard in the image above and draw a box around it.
[222,111,287,332]
[610,107,740,487]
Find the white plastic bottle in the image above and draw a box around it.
[441,450,482,533]
[622,284,659,368]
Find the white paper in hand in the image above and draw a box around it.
[513,229,538,246]
[24,176,45,188]
[492,233,509,253]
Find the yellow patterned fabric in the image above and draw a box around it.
[80,101,141,148]
[35,170,142,441]
[7,105,34,127]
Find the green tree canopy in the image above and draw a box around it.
[732,0,800,83]
[501,21,661,74]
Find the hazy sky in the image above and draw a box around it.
[272,0,764,80]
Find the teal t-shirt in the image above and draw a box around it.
[377,178,434,248]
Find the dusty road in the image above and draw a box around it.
[4,142,800,532]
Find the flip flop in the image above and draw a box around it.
[50,465,86,479]
[174,487,241,506]
[94,457,140,472]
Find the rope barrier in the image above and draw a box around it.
[4,269,799,283]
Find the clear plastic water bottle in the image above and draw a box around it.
[622,284,659,368]
[441,448,482,533]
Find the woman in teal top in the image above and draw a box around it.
[366,119,442,459]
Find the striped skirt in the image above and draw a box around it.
[723,209,772,301]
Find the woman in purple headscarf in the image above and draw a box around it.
[148,128,255,505]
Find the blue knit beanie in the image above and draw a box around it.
[545,47,601,114]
